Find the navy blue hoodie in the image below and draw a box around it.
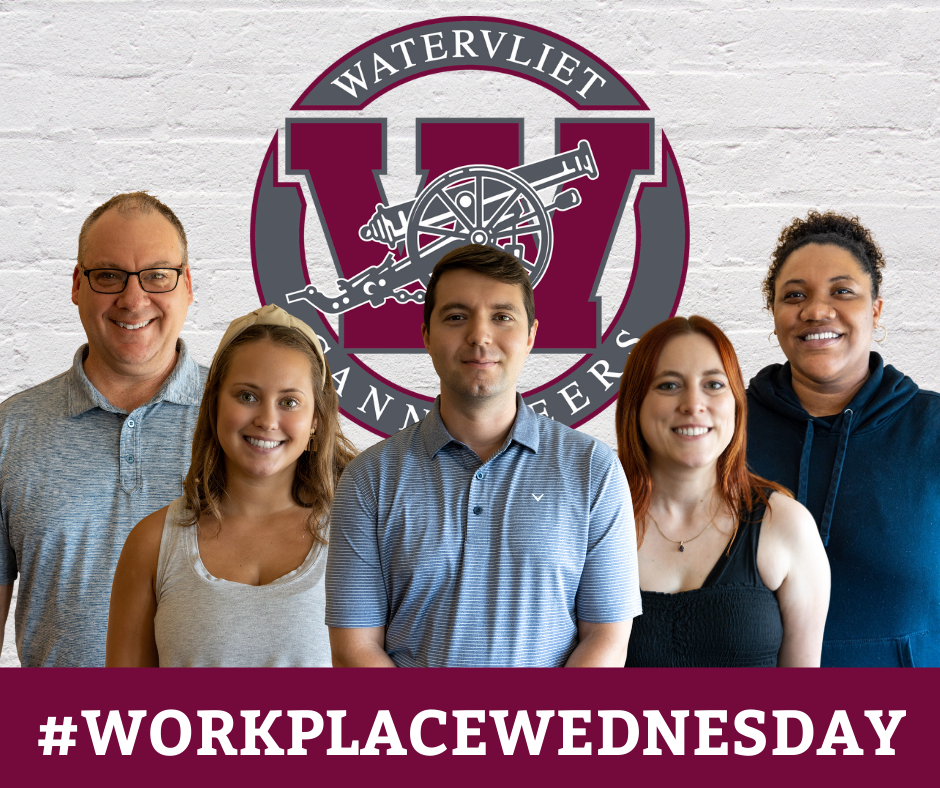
[747,352,940,666]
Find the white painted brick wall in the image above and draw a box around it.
[2,0,938,666]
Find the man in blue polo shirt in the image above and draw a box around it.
[0,192,206,666]
[326,244,640,666]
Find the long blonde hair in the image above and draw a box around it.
[182,324,356,543]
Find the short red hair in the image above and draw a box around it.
[615,315,789,547]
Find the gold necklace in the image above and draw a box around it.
[647,504,720,553]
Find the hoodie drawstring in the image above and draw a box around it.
[819,409,854,546]
[797,420,814,505]
[798,410,855,546]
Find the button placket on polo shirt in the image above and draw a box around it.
[466,454,492,548]
[120,410,142,493]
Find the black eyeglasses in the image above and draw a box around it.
[83,267,184,294]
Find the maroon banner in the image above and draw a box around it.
[0,668,929,784]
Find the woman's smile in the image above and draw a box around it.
[773,243,882,395]
[217,339,317,481]
[640,333,735,472]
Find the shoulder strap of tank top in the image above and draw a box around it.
[700,493,770,589]
[154,497,192,598]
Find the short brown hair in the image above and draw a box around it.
[423,244,535,332]
[762,210,885,310]
[77,191,189,270]
[182,324,357,543]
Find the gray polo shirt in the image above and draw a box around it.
[326,395,641,666]
[0,342,206,666]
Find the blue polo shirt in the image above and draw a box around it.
[325,395,640,666]
[0,342,206,666]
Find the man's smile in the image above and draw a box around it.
[112,318,154,331]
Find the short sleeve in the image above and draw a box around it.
[0,453,17,586]
[324,457,390,628]
[574,447,642,623]
[0,517,17,586]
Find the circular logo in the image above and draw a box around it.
[251,16,689,437]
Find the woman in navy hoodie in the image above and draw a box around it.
[747,210,940,666]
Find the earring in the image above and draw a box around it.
[872,324,887,343]
[768,330,779,348]
[307,428,318,452]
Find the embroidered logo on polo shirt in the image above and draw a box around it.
[532,493,544,502]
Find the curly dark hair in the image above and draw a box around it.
[762,211,885,310]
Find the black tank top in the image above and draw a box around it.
[625,501,783,667]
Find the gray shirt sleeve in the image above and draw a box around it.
[0,507,16,586]
[0,413,18,585]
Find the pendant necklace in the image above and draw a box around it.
[647,504,720,553]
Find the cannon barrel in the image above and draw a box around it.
[358,140,597,250]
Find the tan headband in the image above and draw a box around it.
[209,303,327,386]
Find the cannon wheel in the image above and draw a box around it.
[405,164,553,287]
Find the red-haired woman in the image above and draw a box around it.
[616,315,829,666]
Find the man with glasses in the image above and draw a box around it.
[0,192,206,666]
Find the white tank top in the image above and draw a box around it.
[153,497,332,667]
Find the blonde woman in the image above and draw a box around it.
[106,305,355,666]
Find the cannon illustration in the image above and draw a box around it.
[287,139,598,315]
